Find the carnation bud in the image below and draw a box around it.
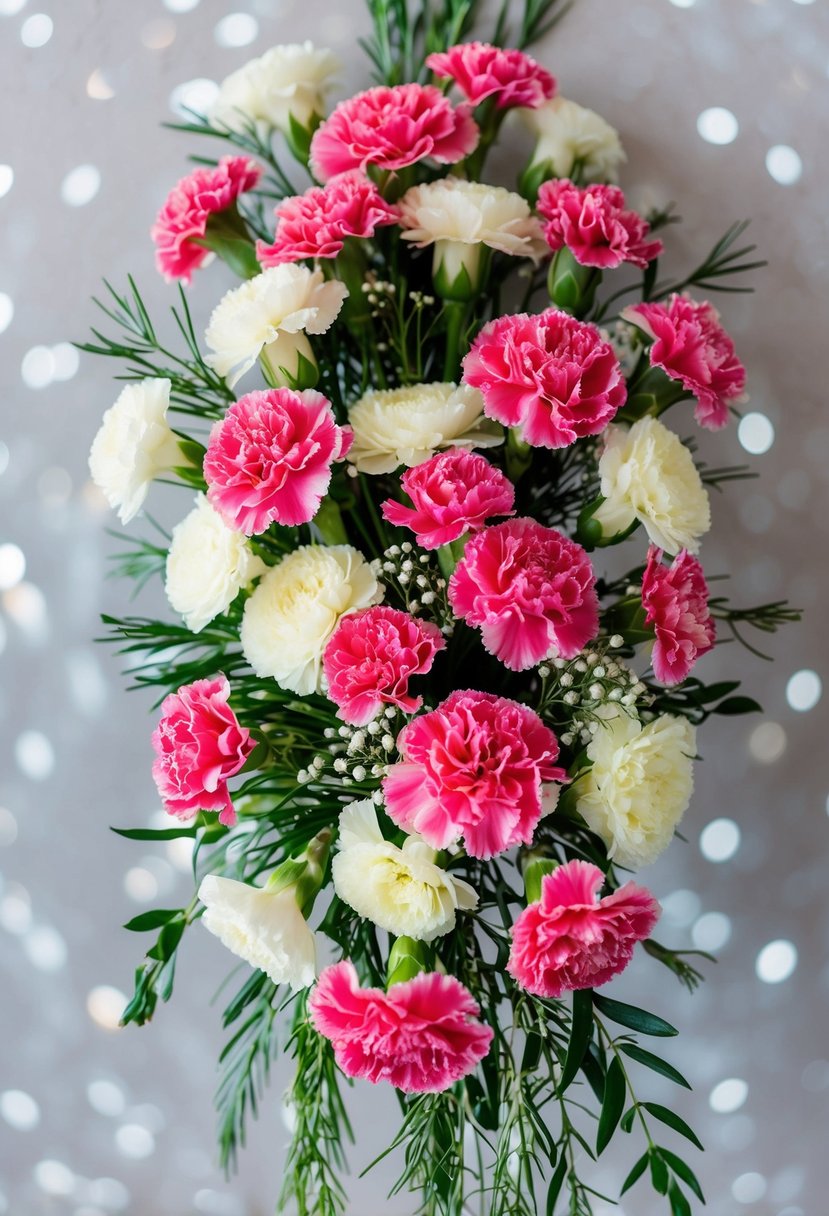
[386,935,429,987]
[547,246,601,318]
[260,330,320,391]
[521,855,559,905]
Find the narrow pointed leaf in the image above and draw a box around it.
[596,1056,626,1154]
[620,1043,692,1089]
[642,1103,704,1150]
[560,988,594,1091]
[593,993,678,1037]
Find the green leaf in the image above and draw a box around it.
[620,1105,636,1133]
[593,994,678,1037]
[596,1056,626,1154]
[668,1178,693,1216]
[620,1043,692,1089]
[642,1103,704,1151]
[620,1151,648,1196]
[659,1147,706,1203]
[560,988,594,1091]
[714,695,763,715]
[123,909,181,933]
[521,1030,543,1074]
[146,917,186,962]
[112,825,198,841]
[650,1149,670,1195]
[545,1153,568,1216]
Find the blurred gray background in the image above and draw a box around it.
[1,0,827,1213]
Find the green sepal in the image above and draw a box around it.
[386,936,428,987]
[285,110,321,167]
[261,347,320,392]
[522,856,559,905]
[518,156,554,206]
[547,247,602,318]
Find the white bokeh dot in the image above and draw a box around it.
[0,806,18,846]
[164,0,200,9]
[756,939,797,984]
[785,669,821,712]
[710,1077,748,1113]
[700,818,741,862]
[766,145,802,185]
[115,1123,155,1159]
[33,1160,75,1197]
[732,1172,767,1204]
[20,12,52,46]
[87,1078,127,1117]
[0,292,14,333]
[50,341,80,382]
[61,164,101,207]
[0,165,13,198]
[0,543,25,589]
[738,412,774,455]
[697,106,739,145]
[86,68,115,100]
[15,730,54,780]
[21,344,55,388]
[169,77,218,118]
[0,0,27,13]
[748,720,787,764]
[668,0,696,6]
[24,924,67,971]
[0,1089,41,1131]
[214,12,258,47]
[87,985,127,1030]
[692,911,732,952]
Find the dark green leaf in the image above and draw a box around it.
[545,1153,568,1216]
[620,1043,692,1089]
[593,994,678,1037]
[650,1150,670,1195]
[620,1105,636,1133]
[620,1150,648,1195]
[581,1040,607,1103]
[642,1103,704,1151]
[668,1178,693,1216]
[112,825,198,841]
[560,988,594,1091]
[146,917,186,962]
[596,1056,626,1154]
[659,1147,706,1202]
[714,695,763,715]
[123,908,181,933]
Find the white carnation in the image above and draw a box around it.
[204,265,348,389]
[332,800,478,942]
[399,177,545,284]
[347,382,503,475]
[593,416,711,555]
[209,41,339,134]
[88,378,180,525]
[165,494,267,633]
[241,544,382,694]
[198,873,316,990]
[526,96,625,183]
[575,713,696,869]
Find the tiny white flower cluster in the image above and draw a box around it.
[296,709,402,789]
[373,541,454,630]
[538,639,652,749]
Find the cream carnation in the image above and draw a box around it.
[575,713,696,869]
[241,544,381,694]
[165,494,267,633]
[88,378,181,524]
[347,382,502,475]
[593,416,711,555]
[398,177,544,288]
[198,874,316,990]
[526,97,625,183]
[332,800,478,942]
[209,42,339,134]
[204,265,348,390]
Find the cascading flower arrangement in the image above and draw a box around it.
[83,2,799,1213]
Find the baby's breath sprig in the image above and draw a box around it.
[536,637,654,749]
[297,708,403,798]
[373,541,455,635]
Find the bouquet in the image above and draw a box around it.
[84,2,799,1213]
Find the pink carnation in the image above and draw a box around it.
[507,860,661,998]
[462,310,626,448]
[641,546,716,685]
[449,519,599,670]
[256,171,399,266]
[151,676,254,827]
[203,388,350,535]
[322,606,445,726]
[383,689,566,859]
[426,41,556,111]
[309,961,493,1093]
[381,449,515,550]
[537,179,663,270]
[309,83,479,181]
[623,294,746,430]
[151,156,261,283]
